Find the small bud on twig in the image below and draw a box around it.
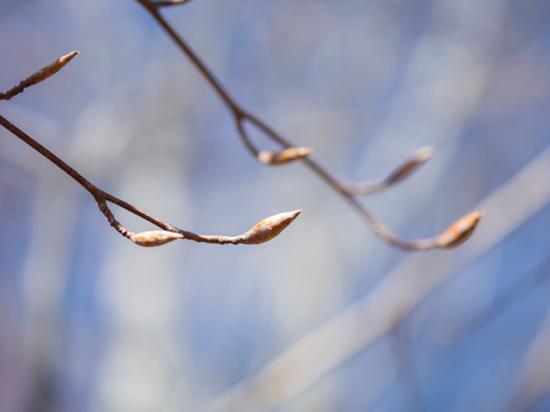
[241,209,302,244]
[384,146,433,187]
[130,230,184,247]
[0,51,79,101]
[345,146,433,196]
[435,210,483,248]
[257,147,311,165]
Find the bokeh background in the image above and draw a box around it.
[1,0,549,411]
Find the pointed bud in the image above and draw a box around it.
[385,146,433,187]
[241,210,302,244]
[23,50,79,86]
[1,51,79,100]
[130,230,184,247]
[257,147,311,165]
[436,211,484,248]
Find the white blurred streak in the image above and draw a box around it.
[0,107,80,408]
[20,180,78,410]
[93,127,194,412]
[70,101,133,176]
[205,149,550,412]
[21,180,77,330]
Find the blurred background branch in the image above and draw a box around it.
[205,149,550,412]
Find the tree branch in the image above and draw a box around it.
[135,0,483,251]
[0,53,301,247]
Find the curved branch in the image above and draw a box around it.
[135,0,482,250]
[0,53,301,247]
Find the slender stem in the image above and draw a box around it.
[0,114,99,196]
[136,0,241,113]
[0,113,298,246]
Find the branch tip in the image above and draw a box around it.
[59,50,80,64]
[384,145,433,187]
[435,210,484,249]
[0,50,80,100]
[241,209,302,245]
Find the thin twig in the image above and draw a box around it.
[0,53,301,247]
[203,149,550,412]
[135,0,483,251]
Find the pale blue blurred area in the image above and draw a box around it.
[0,1,549,411]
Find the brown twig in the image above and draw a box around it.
[0,53,301,247]
[135,0,482,251]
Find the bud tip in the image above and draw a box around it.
[60,50,79,63]
[241,209,302,244]
[436,210,484,248]
[415,146,434,162]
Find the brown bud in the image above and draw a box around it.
[257,147,311,165]
[241,209,302,245]
[385,146,433,186]
[1,51,79,100]
[22,51,79,87]
[436,210,484,248]
[130,230,184,247]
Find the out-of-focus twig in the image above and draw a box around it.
[447,257,550,344]
[204,149,550,412]
[134,0,482,251]
[390,319,425,412]
[0,52,301,247]
[508,307,550,411]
